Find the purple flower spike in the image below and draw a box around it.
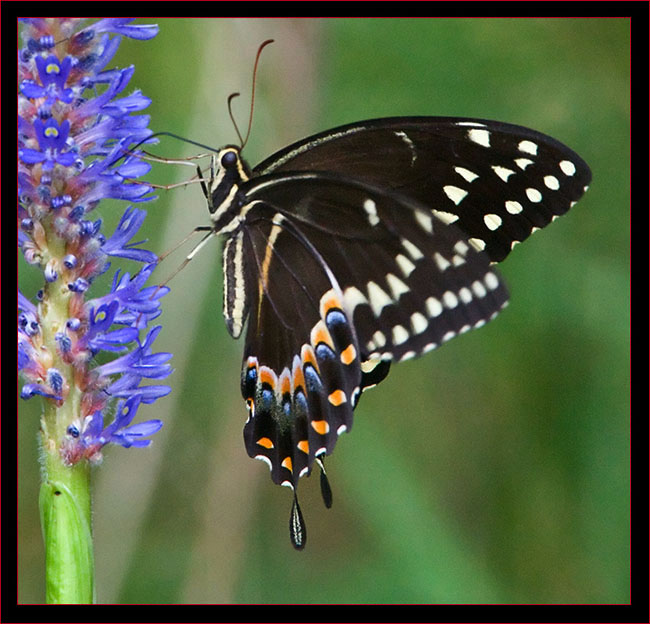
[19,18,169,467]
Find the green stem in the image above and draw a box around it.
[37,242,95,603]
[39,439,95,604]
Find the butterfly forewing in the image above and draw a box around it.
[254,117,592,262]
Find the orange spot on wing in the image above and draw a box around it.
[292,364,306,394]
[311,420,330,435]
[257,437,274,449]
[310,320,335,351]
[320,290,343,318]
[280,371,291,395]
[328,389,347,406]
[301,345,320,374]
[297,440,309,454]
[340,343,357,365]
[259,367,277,388]
[281,456,293,472]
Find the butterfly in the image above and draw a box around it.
[191,115,591,549]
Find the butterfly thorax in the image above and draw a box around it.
[208,146,252,235]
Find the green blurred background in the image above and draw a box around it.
[18,18,630,604]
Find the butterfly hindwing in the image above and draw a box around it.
[244,173,510,364]
[231,175,511,491]
[236,201,362,488]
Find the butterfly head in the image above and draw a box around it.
[206,146,252,232]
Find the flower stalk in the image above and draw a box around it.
[18,18,168,603]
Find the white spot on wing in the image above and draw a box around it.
[518,140,538,155]
[442,330,456,343]
[468,128,491,147]
[505,200,523,214]
[459,287,473,304]
[386,273,409,300]
[454,166,479,183]
[443,185,468,205]
[492,165,516,182]
[434,252,451,271]
[367,281,393,317]
[372,330,387,348]
[468,237,486,252]
[472,280,487,298]
[426,296,443,317]
[514,157,534,170]
[343,286,368,314]
[433,209,459,225]
[363,198,380,226]
[401,238,424,260]
[454,241,470,257]
[410,312,428,335]
[395,253,416,277]
[392,324,409,345]
[484,272,499,291]
[559,160,576,176]
[484,213,502,231]
[255,455,273,471]
[526,187,543,203]
[415,210,434,233]
[544,175,560,190]
[442,291,458,309]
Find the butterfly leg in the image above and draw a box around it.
[131,226,217,329]
[157,225,214,264]
[142,177,207,192]
[157,227,217,288]
[129,149,213,167]
[196,163,209,200]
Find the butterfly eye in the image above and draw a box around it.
[221,150,238,168]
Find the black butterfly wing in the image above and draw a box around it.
[237,200,363,489]
[234,174,509,490]
[253,117,592,262]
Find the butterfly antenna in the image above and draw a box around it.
[240,38,274,151]
[227,92,245,147]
